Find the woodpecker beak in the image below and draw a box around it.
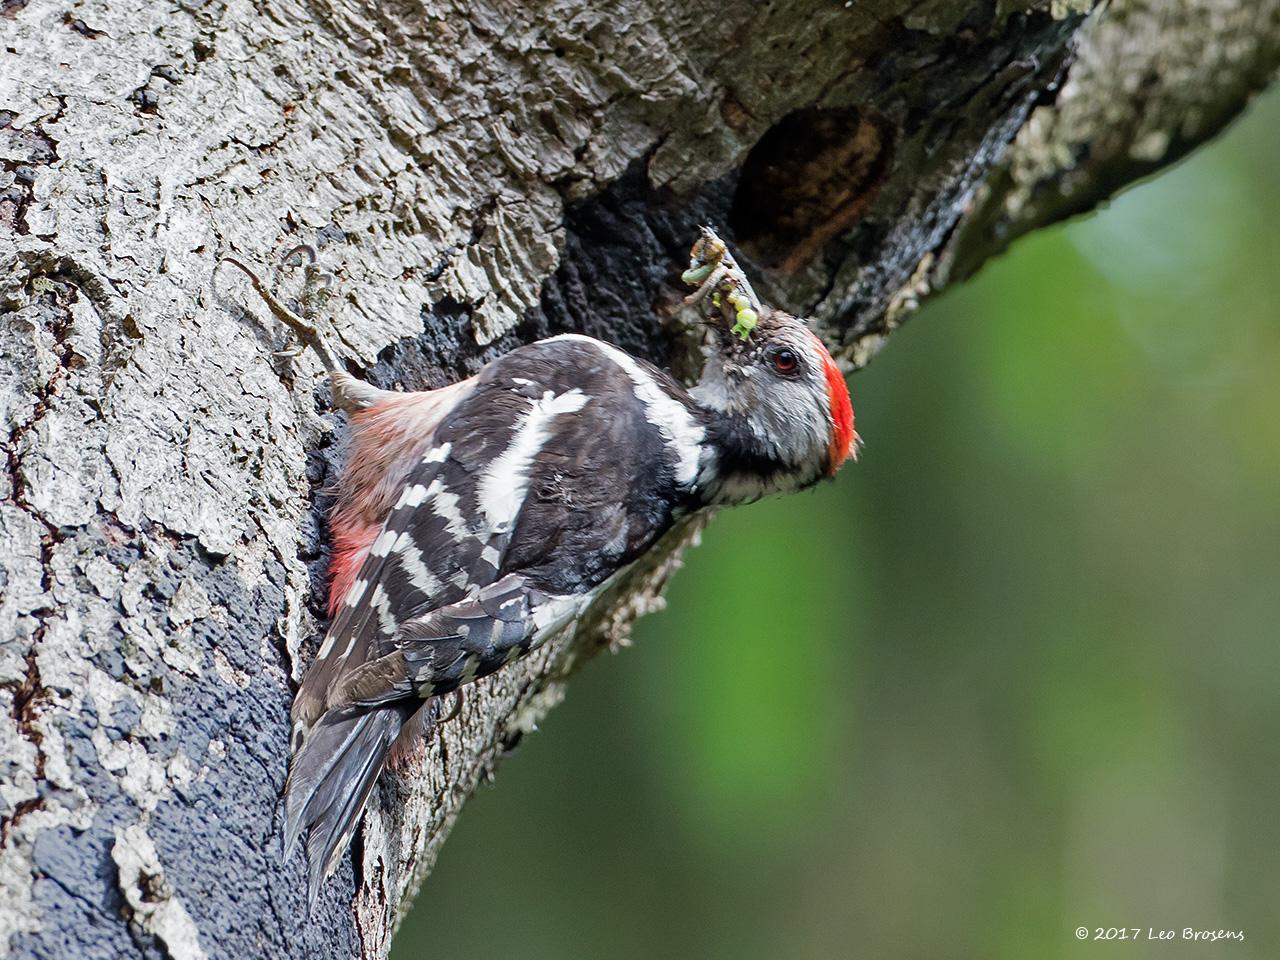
[682,227,765,341]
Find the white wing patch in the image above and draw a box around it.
[476,388,590,531]
[393,538,444,597]
[344,578,369,608]
[369,529,398,557]
[547,334,705,488]
[372,584,397,637]
[531,594,588,637]
[315,628,342,659]
[396,483,431,509]
[422,442,452,465]
[425,478,471,540]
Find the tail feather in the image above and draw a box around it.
[284,707,407,908]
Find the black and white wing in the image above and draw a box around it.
[285,335,708,899]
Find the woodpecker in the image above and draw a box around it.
[224,230,857,905]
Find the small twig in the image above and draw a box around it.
[217,255,338,372]
[282,243,317,266]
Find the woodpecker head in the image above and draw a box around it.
[683,230,857,502]
[692,307,857,499]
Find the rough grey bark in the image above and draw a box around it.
[0,0,1275,956]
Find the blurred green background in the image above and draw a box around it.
[395,89,1280,960]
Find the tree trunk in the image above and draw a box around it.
[1,0,1275,955]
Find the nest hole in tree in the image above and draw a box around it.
[729,105,895,274]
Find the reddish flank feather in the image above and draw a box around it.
[326,381,475,615]
[327,520,377,616]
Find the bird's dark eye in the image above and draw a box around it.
[771,348,799,374]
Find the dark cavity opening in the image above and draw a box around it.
[729,106,894,274]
